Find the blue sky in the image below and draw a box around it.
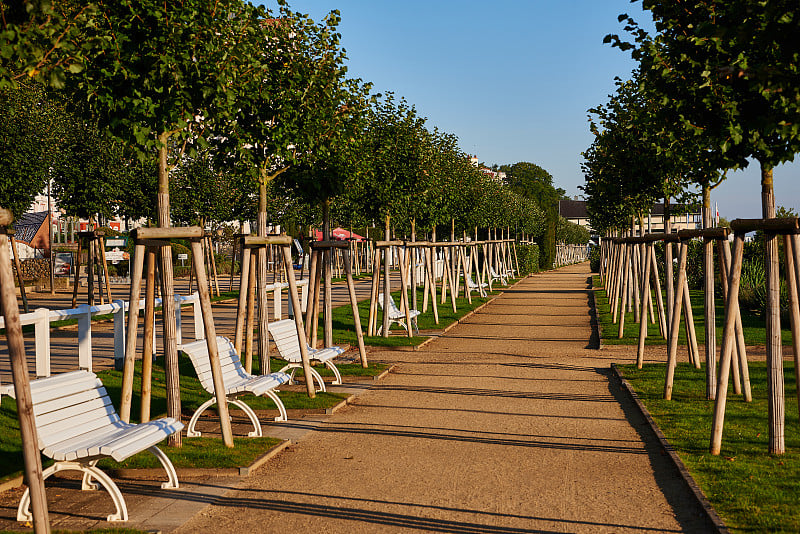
[264,0,799,220]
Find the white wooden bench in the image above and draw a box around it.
[377,293,421,335]
[180,336,291,438]
[268,319,344,393]
[9,370,183,522]
[465,272,488,297]
[488,266,507,291]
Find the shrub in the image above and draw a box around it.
[515,243,539,276]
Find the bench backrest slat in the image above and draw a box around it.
[181,337,249,393]
[268,319,304,362]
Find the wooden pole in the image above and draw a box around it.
[367,247,381,335]
[140,247,157,423]
[682,279,701,369]
[664,240,689,400]
[256,219,270,376]
[233,246,251,353]
[343,247,368,367]
[710,234,745,454]
[71,234,81,308]
[397,246,413,338]
[245,252,257,374]
[703,193,717,400]
[617,244,631,338]
[98,234,113,305]
[190,239,234,447]
[636,243,653,368]
[311,251,323,346]
[425,245,439,323]
[649,246,667,339]
[9,232,28,313]
[281,245,316,398]
[0,227,51,533]
[382,217,391,338]
[208,235,221,297]
[305,248,319,338]
[785,234,800,423]
[120,243,146,421]
[718,239,746,397]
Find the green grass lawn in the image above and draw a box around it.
[617,362,800,532]
[593,275,793,346]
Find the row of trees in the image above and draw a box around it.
[583,1,800,455]
[0,1,589,264]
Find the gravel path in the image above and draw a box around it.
[177,264,714,533]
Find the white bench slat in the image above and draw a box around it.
[44,423,132,461]
[34,395,115,428]
[100,419,182,461]
[33,386,109,418]
[28,372,104,405]
[39,410,121,451]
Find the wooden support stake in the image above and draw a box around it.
[397,246,413,338]
[343,247,368,367]
[282,245,316,398]
[664,240,689,400]
[0,229,51,533]
[190,240,234,447]
[9,233,28,313]
[636,243,653,368]
[245,252,257,374]
[140,247,157,423]
[120,243,146,421]
[785,234,800,423]
[233,246,251,354]
[710,234,745,454]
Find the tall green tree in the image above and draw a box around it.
[500,162,563,268]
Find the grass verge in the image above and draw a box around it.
[593,275,793,346]
[617,361,800,532]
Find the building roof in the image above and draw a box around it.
[558,199,700,219]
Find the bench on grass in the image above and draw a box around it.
[180,336,291,438]
[268,319,344,393]
[465,272,488,297]
[377,293,421,336]
[9,370,183,522]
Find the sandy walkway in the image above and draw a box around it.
[178,264,713,533]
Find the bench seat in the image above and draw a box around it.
[268,319,344,393]
[378,293,421,335]
[180,336,291,438]
[10,370,182,522]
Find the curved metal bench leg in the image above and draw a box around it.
[325,360,343,385]
[18,461,128,522]
[81,460,100,490]
[186,397,216,437]
[307,366,327,392]
[229,398,263,436]
[278,363,298,385]
[264,389,288,421]
[148,446,180,489]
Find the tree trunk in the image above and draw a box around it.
[703,185,716,399]
[156,139,182,448]
[762,164,784,454]
[257,179,269,375]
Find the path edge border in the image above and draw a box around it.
[611,363,729,534]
